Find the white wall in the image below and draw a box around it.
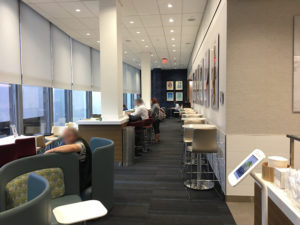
[225,0,300,197]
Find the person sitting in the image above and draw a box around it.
[126,98,149,122]
[123,104,128,111]
[45,127,91,192]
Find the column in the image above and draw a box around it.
[99,0,123,121]
[141,53,151,108]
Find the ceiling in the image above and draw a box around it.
[22,0,207,70]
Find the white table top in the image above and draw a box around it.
[181,117,206,121]
[182,124,216,129]
[253,173,300,225]
[0,135,35,146]
[77,116,129,125]
[53,200,107,224]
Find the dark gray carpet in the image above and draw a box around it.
[90,118,236,225]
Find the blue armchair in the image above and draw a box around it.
[0,153,82,225]
[81,137,114,211]
[0,173,51,225]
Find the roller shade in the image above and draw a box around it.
[20,3,52,87]
[72,39,92,91]
[91,49,100,91]
[123,63,140,94]
[0,0,21,84]
[51,25,72,90]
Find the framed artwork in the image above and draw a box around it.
[167,92,174,101]
[204,49,210,108]
[199,59,204,105]
[166,81,174,90]
[176,92,183,101]
[176,81,183,90]
[211,35,219,110]
[294,16,300,112]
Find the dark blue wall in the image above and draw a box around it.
[151,69,188,108]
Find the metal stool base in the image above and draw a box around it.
[184,179,215,190]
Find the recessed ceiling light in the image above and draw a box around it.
[97,40,100,43]
[171,37,175,41]
[169,18,174,23]
[172,49,176,52]
[172,44,176,47]
[170,29,174,33]
[141,39,145,42]
[151,54,154,57]
[168,3,173,8]
[75,9,81,12]
[129,21,134,24]
[86,32,90,36]
[145,45,149,48]
[124,51,127,54]
[136,31,140,34]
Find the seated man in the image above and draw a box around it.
[45,127,91,192]
[126,98,149,121]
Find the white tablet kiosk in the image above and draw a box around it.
[228,149,265,187]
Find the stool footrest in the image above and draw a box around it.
[184,179,215,190]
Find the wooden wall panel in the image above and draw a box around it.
[78,123,127,162]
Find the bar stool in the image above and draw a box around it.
[183,119,205,125]
[184,128,218,190]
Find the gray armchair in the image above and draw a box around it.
[0,153,82,225]
[0,173,51,225]
[81,137,114,211]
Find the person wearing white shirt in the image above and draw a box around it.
[126,98,149,121]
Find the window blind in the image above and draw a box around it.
[72,39,92,91]
[20,3,52,87]
[0,0,21,84]
[51,25,72,90]
[91,49,100,92]
[123,63,141,94]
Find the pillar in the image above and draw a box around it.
[99,0,123,121]
[141,53,151,108]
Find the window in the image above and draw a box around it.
[0,84,14,137]
[72,90,87,122]
[22,85,50,135]
[53,88,70,126]
[92,92,101,115]
[126,93,132,110]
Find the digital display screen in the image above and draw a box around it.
[234,155,258,179]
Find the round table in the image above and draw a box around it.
[182,124,217,190]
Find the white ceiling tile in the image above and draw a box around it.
[119,0,137,16]
[140,15,162,27]
[132,0,159,15]
[146,27,165,36]
[161,14,182,27]
[158,0,182,14]
[182,13,202,26]
[122,16,143,28]
[58,2,93,18]
[82,1,99,17]
[182,0,207,14]
[32,2,70,18]
[80,18,99,30]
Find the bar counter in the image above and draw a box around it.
[77,117,129,164]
